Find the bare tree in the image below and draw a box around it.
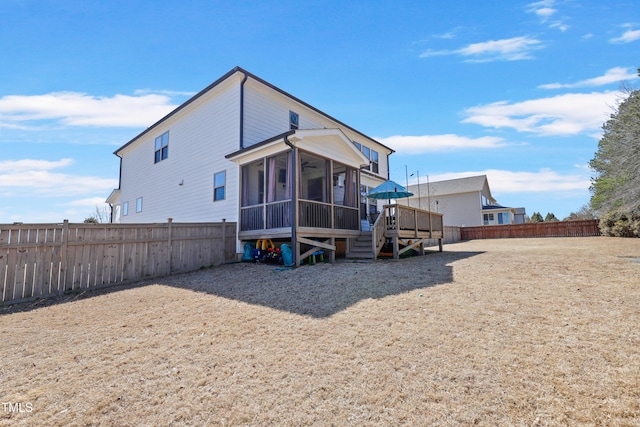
[84,205,111,224]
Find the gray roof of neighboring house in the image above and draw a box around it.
[407,175,495,203]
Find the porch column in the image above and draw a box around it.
[289,145,300,267]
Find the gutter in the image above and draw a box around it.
[239,71,248,149]
[110,153,123,223]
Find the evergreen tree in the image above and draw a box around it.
[589,82,640,214]
[530,212,544,222]
[544,212,559,222]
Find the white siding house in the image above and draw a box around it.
[405,175,523,227]
[106,67,394,263]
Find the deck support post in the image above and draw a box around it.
[392,236,399,260]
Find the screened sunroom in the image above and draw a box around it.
[238,149,361,238]
[226,129,371,242]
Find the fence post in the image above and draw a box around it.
[221,218,227,262]
[167,218,173,275]
[59,219,69,295]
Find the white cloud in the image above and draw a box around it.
[548,22,569,32]
[378,134,508,154]
[0,91,178,128]
[539,67,639,89]
[0,158,117,196]
[526,1,568,31]
[134,89,197,97]
[462,91,622,136]
[0,158,74,172]
[610,26,640,44]
[459,37,544,61]
[526,0,557,18]
[424,168,590,194]
[420,36,544,62]
[65,197,111,208]
[419,49,454,58]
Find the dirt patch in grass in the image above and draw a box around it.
[1,237,639,426]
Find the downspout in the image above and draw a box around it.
[284,135,297,266]
[239,72,248,149]
[111,153,123,223]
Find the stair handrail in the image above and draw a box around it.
[371,208,387,258]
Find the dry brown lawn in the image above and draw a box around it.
[1,237,639,426]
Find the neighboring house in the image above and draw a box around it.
[106,66,394,263]
[405,175,525,227]
[481,205,517,226]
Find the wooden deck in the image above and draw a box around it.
[239,200,443,265]
[370,205,444,259]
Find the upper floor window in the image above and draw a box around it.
[122,201,129,216]
[361,146,370,165]
[289,111,299,130]
[136,197,143,213]
[370,150,379,173]
[154,132,169,163]
[353,141,379,174]
[214,171,226,201]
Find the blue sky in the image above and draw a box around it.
[1,0,638,223]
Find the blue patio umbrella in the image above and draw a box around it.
[366,180,413,203]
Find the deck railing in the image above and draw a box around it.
[333,206,360,230]
[240,200,369,233]
[372,209,388,257]
[266,201,291,229]
[241,206,264,231]
[298,200,332,229]
[384,204,443,236]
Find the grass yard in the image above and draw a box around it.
[1,237,639,426]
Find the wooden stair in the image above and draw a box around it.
[345,231,375,259]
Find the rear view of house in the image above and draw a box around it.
[106,67,397,264]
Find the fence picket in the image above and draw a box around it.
[461,220,600,240]
[1,220,236,305]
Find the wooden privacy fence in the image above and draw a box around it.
[461,220,600,240]
[1,219,237,305]
[423,227,461,247]
[443,226,461,244]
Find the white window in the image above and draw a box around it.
[483,213,494,225]
[353,142,380,174]
[289,111,299,130]
[123,201,129,216]
[154,131,169,163]
[371,150,379,173]
[214,171,226,201]
[136,197,143,213]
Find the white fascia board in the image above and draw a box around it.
[291,128,370,168]
[226,139,288,164]
[106,189,120,204]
